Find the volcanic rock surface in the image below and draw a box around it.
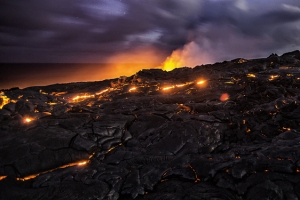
[1,50,300,199]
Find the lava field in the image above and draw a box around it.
[1,50,300,199]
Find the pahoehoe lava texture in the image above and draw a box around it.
[1,51,300,199]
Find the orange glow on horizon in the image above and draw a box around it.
[2,44,212,90]
[103,46,165,78]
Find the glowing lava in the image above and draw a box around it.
[269,75,280,81]
[16,160,90,181]
[162,86,175,91]
[160,49,184,71]
[247,73,256,78]
[96,89,109,95]
[220,93,230,101]
[77,161,88,166]
[197,80,205,85]
[73,94,95,102]
[0,92,10,109]
[24,118,33,123]
[129,87,137,92]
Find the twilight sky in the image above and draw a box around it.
[1,0,300,89]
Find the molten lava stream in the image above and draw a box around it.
[0,92,10,109]
[16,160,90,181]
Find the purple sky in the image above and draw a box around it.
[1,0,300,63]
[1,0,300,88]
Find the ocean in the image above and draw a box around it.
[0,63,159,90]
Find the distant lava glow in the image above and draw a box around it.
[160,42,212,71]
[161,51,183,71]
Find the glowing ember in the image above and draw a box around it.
[43,112,52,115]
[269,75,280,81]
[247,73,256,78]
[224,81,235,84]
[77,161,88,166]
[106,143,123,154]
[24,118,33,123]
[39,90,48,95]
[197,80,205,85]
[16,174,38,181]
[187,164,200,183]
[129,87,137,92]
[0,176,7,181]
[220,93,229,101]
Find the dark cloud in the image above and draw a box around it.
[0,0,300,63]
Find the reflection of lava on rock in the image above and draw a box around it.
[1,50,300,199]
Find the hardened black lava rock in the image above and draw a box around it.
[1,50,300,200]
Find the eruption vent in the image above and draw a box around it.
[160,42,212,71]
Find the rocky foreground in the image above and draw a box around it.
[1,51,300,199]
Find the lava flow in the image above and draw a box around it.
[16,159,90,182]
[0,92,10,109]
